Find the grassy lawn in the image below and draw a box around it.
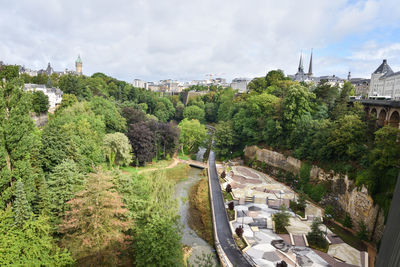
[226,209,235,221]
[222,191,233,202]
[143,163,190,183]
[234,236,247,250]
[325,220,367,251]
[188,177,214,246]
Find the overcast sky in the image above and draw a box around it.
[1,0,400,82]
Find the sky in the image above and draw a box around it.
[1,0,400,82]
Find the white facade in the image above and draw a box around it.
[132,79,148,89]
[230,78,251,93]
[24,84,63,109]
[369,59,400,99]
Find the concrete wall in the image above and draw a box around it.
[244,145,385,243]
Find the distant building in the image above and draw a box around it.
[349,73,370,96]
[24,83,63,110]
[231,78,251,93]
[288,50,346,87]
[132,79,148,89]
[369,59,400,99]
[19,56,83,77]
[75,55,82,75]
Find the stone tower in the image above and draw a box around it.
[75,55,82,75]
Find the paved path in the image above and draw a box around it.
[208,150,252,267]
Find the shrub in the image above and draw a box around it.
[307,218,328,251]
[343,213,353,229]
[228,202,234,211]
[324,205,335,219]
[357,220,369,241]
[273,206,291,234]
[226,184,232,193]
[235,226,244,237]
[221,171,226,179]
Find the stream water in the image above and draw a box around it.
[174,166,218,265]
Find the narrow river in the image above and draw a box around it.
[174,166,217,265]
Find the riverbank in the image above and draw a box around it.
[188,175,214,246]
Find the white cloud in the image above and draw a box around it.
[0,0,399,82]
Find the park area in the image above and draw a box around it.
[220,165,368,267]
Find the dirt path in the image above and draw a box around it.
[137,157,179,174]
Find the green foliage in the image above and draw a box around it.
[0,207,73,266]
[214,121,234,159]
[154,98,175,122]
[0,65,19,81]
[324,205,335,219]
[178,119,207,154]
[13,180,32,226]
[57,93,77,112]
[343,213,353,229]
[116,171,183,267]
[59,74,92,100]
[103,132,132,167]
[0,79,42,209]
[183,105,205,122]
[31,91,49,114]
[89,96,127,133]
[307,218,328,251]
[41,102,105,172]
[47,159,83,225]
[356,220,369,241]
[61,170,130,266]
[273,206,291,234]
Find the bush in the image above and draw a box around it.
[307,218,328,251]
[228,202,234,211]
[273,206,290,234]
[235,226,244,237]
[226,184,232,193]
[324,205,335,219]
[221,171,226,179]
[357,220,369,241]
[343,213,353,229]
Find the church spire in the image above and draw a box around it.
[298,52,304,73]
[308,49,313,76]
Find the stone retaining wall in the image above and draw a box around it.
[244,145,385,243]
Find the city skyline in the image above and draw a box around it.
[1,0,400,82]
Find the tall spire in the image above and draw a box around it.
[298,51,304,73]
[308,48,313,76]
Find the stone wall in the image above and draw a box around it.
[244,145,385,242]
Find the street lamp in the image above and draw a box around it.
[241,210,245,228]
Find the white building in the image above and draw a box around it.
[369,59,400,99]
[132,79,148,89]
[231,78,251,93]
[24,84,63,109]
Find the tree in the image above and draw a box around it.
[282,84,315,132]
[57,93,77,112]
[214,121,234,158]
[183,105,205,122]
[307,218,328,250]
[103,132,132,167]
[154,98,175,122]
[0,65,19,81]
[122,107,147,126]
[0,78,42,209]
[273,206,291,234]
[174,101,185,121]
[247,77,267,94]
[235,226,244,237]
[47,159,83,225]
[31,91,49,113]
[228,201,234,210]
[178,119,207,154]
[89,96,127,133]
[296,192,307,212]
[265,69,288,87]
[204,102,217,123]
[59,74,91,100]
[13,180,32,226]
[127,122,156,165]
[0,207,73,266]
[60,170,130,266]
[225,184,232,193]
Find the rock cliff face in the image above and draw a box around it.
[244,145,385,242]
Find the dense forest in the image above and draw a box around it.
[0,64,399,265]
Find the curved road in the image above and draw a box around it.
[208,150,252,267]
